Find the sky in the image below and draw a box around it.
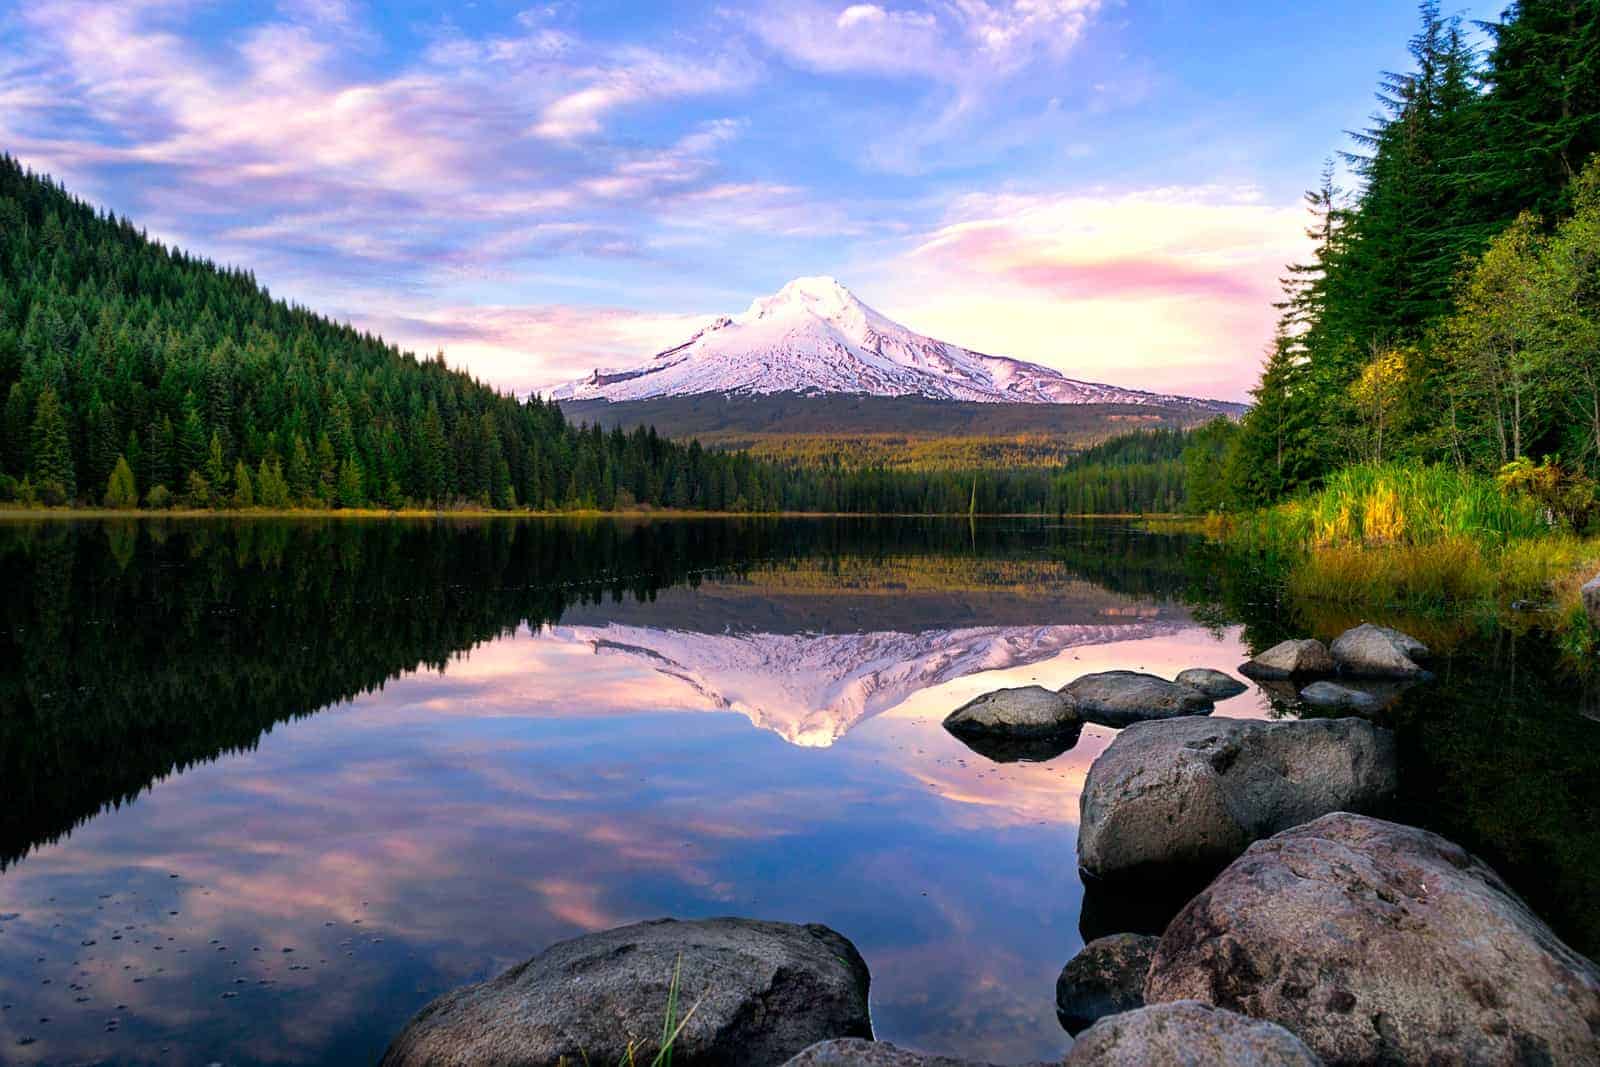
[0,0,1501,402]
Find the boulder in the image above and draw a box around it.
[1584,573,1600,628]
[943,686,1079,739]
[381,918,872,1067]
[1056,933,1159,1035]
[1063,1001,1321,1066]
[1238,639,1334,680]
[781,1039,989,1067]
[1297,681,1381,713]
[1174,668,1248,700]
[1145,813,1600,1066]
[1059,672,1213,727]
[1328,623,1430,678]
[1077,717,1396,883]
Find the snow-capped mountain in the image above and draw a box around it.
[552,276,1232,409]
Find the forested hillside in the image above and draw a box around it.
[1199,0,1600,510]
[0,154,803,512]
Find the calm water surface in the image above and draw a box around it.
[1,518,1595,1064]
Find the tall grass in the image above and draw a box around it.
[1217,463,1600,612]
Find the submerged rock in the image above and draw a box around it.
[1173,668,1248,699]
[1063,1001,1321,1066]
[781,1039,992,1066]
[1238,639,1334,680]
[1055,933,1158,1035]
[1146,813,1600,1066]
[1297,680,1381,712]
[943,686,1079,739]
[1059,671,1213,727]
[1077,717,1396,883]
[1329,623,1431,678]
[381,917,871,1067]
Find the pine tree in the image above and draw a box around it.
[316,433,337,504]
[286,435,312,503]
[1478,0,1600,223]
[29,385,74,502]
[336,456,365,509]
[204,431,230,505]
[231,459,254,509]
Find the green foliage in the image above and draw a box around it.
[1222,1,1600,506]
[1182,418,1242,514]
[232,459,255,509]
[28,386,74,502]
[103,455,138,509]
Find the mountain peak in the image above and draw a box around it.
[552,279,1238,412]
[742,275,864,325]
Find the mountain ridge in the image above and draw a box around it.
[553,276,1240,413]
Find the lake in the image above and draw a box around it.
[1,517,1596,1065]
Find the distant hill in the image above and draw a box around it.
[560,392,1238,469]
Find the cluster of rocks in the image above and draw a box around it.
[941,663,1251,762]
[382,621,1600,1065]
[1241,622,1433,713]
[1049,621,1600,1064]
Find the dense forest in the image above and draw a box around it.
[0,155,1210,517]
[1191,0,1600,513]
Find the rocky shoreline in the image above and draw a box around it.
[380,623,1600,1065]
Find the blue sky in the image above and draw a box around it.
[0,1,1499,400]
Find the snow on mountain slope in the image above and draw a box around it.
[547,619,1192,747]
[551,276,1233,409]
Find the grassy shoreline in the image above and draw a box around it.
[1194,464,1600,655]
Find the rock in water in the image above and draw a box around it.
[1056,933,1158,1035]
[1238,639,1334,680]
[782,1039,991,1066]
[1297,680,1381,712]
[381,918,872,1067]
[1077,717,1396,883]
[1059,672,1213,727]
[1174,668,1249,699]
[1146,813,1600,1066]
[1063,1001,1321,1066]
[943,686,1079,738]
[1329,623,1431,678]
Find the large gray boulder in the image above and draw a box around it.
[944,686,1079,738]
[1173,668,1248,699]
[381,918,872,1067]
[1329,623,1430,678]
[781,1039,990,1066]
[1063,1001,1321,1066]
[1077,717,1396,883]
[1146,814,1600,1066]
[1238,639,1334,680]
[1060,671,1213,727]
[1056,933,1158,1035]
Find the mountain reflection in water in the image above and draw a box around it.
[0,517,1595,1066]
